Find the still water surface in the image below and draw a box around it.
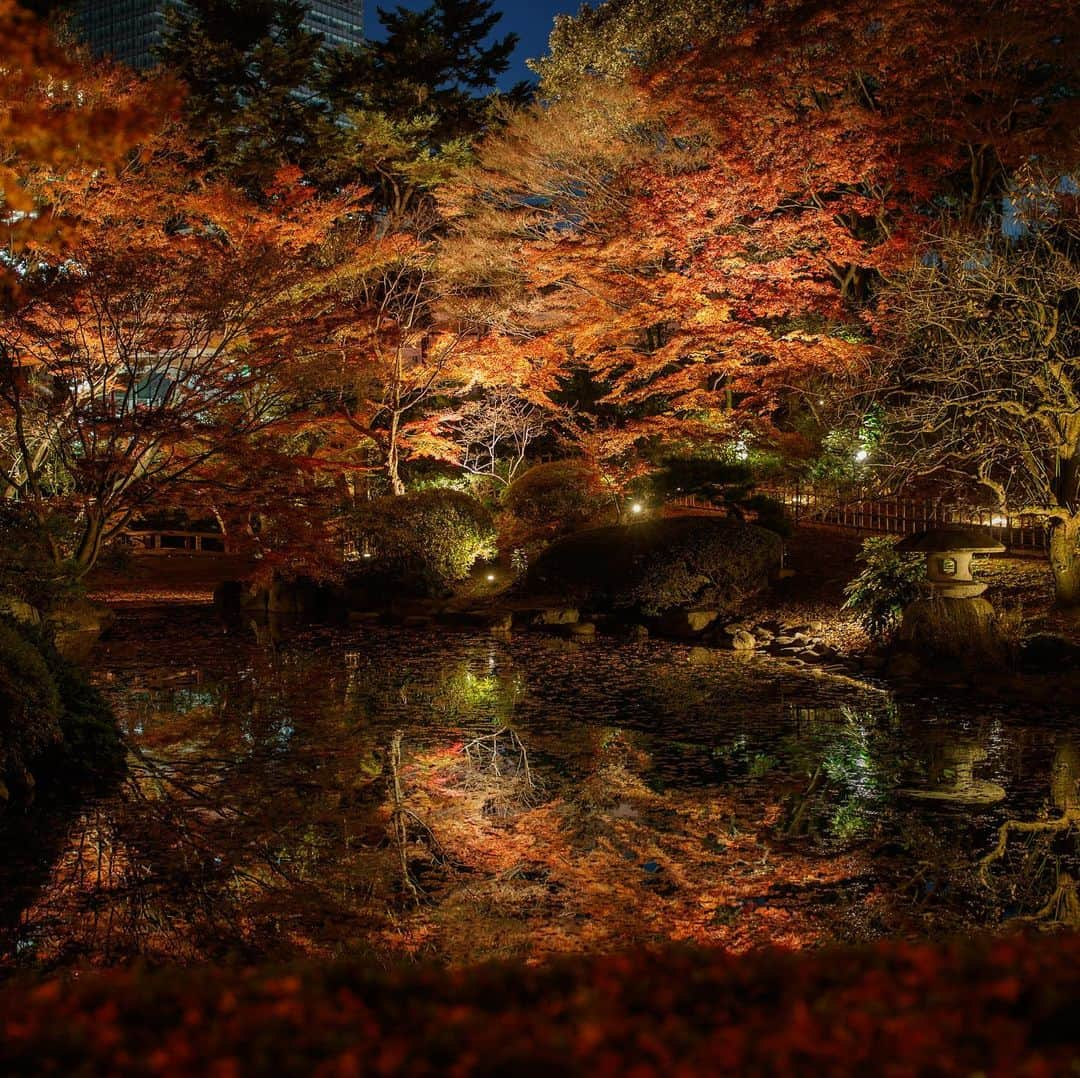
[2,606,1076,972]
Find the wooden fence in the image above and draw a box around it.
[669,486,1050,557]
[123,529,231,555]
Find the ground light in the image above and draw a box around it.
[630,502,644,515]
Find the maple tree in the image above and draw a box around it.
[445,0,1079,484]
[0,0,166,305]
[0,45,360,578]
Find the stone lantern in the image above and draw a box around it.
[894,527,1006,669]
[896,528,1006,597]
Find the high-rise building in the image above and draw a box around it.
[76,1,365,71]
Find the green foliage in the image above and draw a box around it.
[648,455,792,536]
[503,460,610,539]
[0,618,62,782]
[159,0,332,193]
[842,536,925,642]
[531,0,745,98]
[522,517,782,615]
[0,504,68,611]
[161,0,524,202]
[51,661,127,780]
[806,408,883,487]
[624,518,783,615]
[348,490,496,595]
[0,616,124,795]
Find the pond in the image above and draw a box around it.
[2,606,1077,974]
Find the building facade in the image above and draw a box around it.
[77,1,365,71]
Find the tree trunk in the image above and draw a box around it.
[386,416,406,496]
[72,511,106,579]
[1049,515,1080,607]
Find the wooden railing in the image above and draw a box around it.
[123,529,232,555]
[669,486,1050,556]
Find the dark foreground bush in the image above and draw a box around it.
[0,619,62,792]
[522,516,783,615]
[2,935,1078,1076]
[0,617,124,802]
[346,491,496,598]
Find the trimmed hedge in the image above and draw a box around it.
[522,516,783,615]
[346,490,496,597]
[2,935,1078,1075]
[502,460,610,538]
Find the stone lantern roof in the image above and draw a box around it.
[895,528,1006,555]
[897,527,1005,599]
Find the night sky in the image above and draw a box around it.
[366,0,576,88]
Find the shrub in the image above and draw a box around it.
[842,536,925,643]
[0,618,125,798]
[0,504,67,612]
[522,517,782,615]
[624,518,783,615]
[503,460,610,538]
[347,490,496,597]
[0,618,63,787]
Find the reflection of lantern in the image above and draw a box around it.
[899,741,1006,805]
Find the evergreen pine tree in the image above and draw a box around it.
[159,0,334,194]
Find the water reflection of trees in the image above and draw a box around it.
[978,741,1080,929]
[9,619,1080,971]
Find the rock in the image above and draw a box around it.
[347,610,382,624]
[629,624,649,641]
[732,629,757,651]
[534,607,580,626]
[898,596,1006,668]
[486,612,513,632]
[402,615,433,628]
[48,599,114,662]
[753,628,775,643]
[214,580,244,611]
[689,646,714,665]
[0,595,41,626]
[686,609,719,633]
[886,652,922,678]
[569,621,597,637]
[774,635,798,647]
[658,608,719,637]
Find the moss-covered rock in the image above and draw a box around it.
[521,517,783,617]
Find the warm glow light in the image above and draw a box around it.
[486,573,496,582]
[854,448,869,463]
[631,502,643,514]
